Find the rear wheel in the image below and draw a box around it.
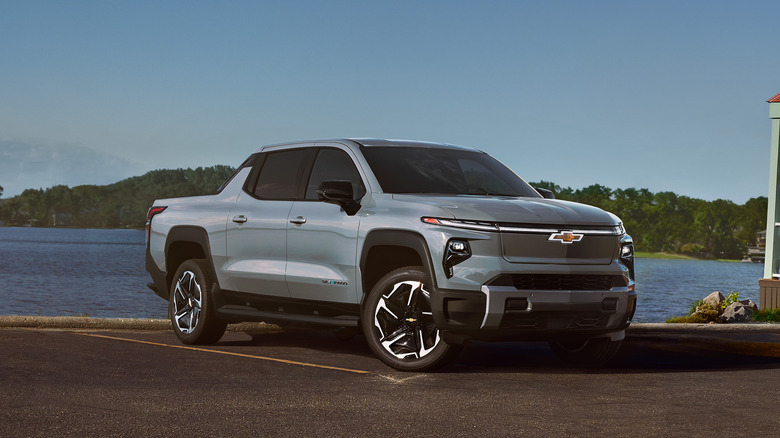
[169,259,227,345]
[548,336,623,366]
[361,266,461,371]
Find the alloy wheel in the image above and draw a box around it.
[172,270,202,335]
[373,280,441,359]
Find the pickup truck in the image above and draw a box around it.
[146,139,636,371]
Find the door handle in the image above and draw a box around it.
[289,216,307,225]
[232,215,248,224]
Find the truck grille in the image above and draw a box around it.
[490,274,625,291]
[500,312,610,330]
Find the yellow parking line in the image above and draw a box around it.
[75,332,372,375]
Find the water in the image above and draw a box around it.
[0,227,165,319]
[635,258,761,322]
[0,227,765,322]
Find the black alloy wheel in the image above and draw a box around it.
[362,266,461,371]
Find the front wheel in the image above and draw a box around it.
[361,266,461,372]
[548,336,623,367]
[169,259,227,345]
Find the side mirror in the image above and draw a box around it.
[317,180,361,215]
[535,187,555,199]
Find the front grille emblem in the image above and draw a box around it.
[548,231,583,244]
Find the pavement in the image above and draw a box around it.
[1,317,779,437]
[1,316,779,358]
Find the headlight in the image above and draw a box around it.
[444,239,471,278]
[619,236,634,281]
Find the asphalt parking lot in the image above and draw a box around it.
[1,326,779,437]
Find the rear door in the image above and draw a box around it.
[224,148,313,297]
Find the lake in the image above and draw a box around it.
[0,227,765,322]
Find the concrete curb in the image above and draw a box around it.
[0,316,778,331]
[629,322,780,333]
[0,316,281,332]
[1,316,777,333]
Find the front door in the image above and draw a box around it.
[286,147,366,303]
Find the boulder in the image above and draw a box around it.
[703,291,725,313]
[739,299,758,312]
[718,302,755,323]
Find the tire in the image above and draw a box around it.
[548,336,623,367]
[361,266,461,372]
[169,259,227,345]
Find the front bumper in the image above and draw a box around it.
[431,285,637,342]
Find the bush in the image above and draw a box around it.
[667,300,720,323]
[753,308,780,322]
[721,291,740,310]
[680,243,705,256]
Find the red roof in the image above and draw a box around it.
[769,93,780,103]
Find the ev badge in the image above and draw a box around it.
[548,231,584,245]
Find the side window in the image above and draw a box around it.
[305,149,366,200]
[253,149,310,200]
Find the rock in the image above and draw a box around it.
[739,299,758,312]
[703,291,725,314]
[718,302,755,323]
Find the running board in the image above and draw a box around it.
[216,305,359,328]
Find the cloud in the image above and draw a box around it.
[0,141,144,197]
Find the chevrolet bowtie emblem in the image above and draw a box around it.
[548,231,583,244]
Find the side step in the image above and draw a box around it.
[216,305,359,328]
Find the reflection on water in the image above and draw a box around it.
[0,227,765,322]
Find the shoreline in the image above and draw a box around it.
[635,251,743,262]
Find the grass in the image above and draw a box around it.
[666,314,713,324]
[634,251,740,262]
[635,251,694,260]
[753,308,780,322]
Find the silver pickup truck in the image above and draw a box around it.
[145,139,636,371]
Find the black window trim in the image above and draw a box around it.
[244,147,315,201]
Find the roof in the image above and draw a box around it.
[769,93,780,103]
[256,138,479,153]
[351,138,474,151]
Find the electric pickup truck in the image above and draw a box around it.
[145,139,636,371]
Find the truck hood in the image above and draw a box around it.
[393,195,618,226]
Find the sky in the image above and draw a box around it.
[1,0,779,203]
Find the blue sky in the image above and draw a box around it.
[1,0,778,203]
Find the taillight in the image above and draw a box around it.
[146,206,167,249]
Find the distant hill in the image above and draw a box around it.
[0,169,767,259]
[0,165,235,228]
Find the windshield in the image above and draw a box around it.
[361,147,541,197]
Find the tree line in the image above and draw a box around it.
[530,181,767,259]
[0,170,767,259]
[0,166,235,229]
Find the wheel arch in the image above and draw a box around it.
[359,230,436,304]
[164,226,216,297]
